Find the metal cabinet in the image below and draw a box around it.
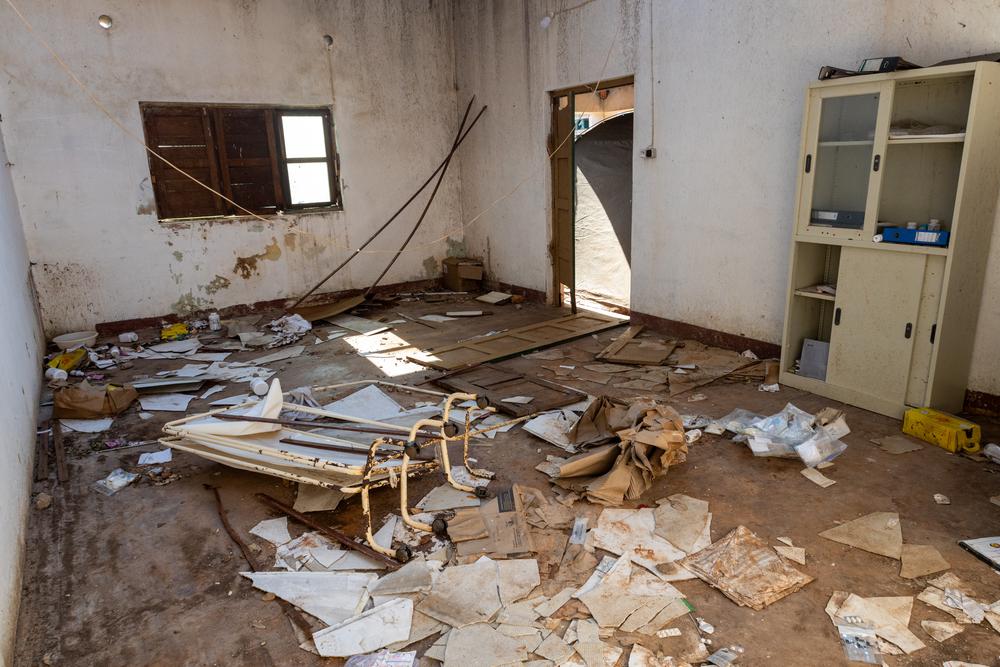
[780,62,1000,418]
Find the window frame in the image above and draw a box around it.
[139,102,342,221]
[274,107,340,211]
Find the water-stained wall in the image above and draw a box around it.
[0,0,463,334]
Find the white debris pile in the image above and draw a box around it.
[705,403,850,467]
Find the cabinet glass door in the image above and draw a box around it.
[798,84,890,239]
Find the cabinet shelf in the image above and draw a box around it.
[817,140,874,147]
[794,288,836,302]
[888,135,965,144]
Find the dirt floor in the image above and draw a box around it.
[13,297,1000,666]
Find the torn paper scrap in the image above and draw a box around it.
[137,449,173,465]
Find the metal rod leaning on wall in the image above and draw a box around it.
[363,102,489,298]
[288,96,481,310]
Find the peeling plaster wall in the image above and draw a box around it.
[0,128,43,665]
[454,0,1000,396]
[0,0,462,334]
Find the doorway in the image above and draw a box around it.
[550,79,634,313]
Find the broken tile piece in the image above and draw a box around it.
[312,597,413,657]
[776,536,794,547]
[870,434,923,454]
[418,557,501,628]
[249,517,291,546]
[774,545,806,565]
[497,559,541,605]
[534,587,575,617]
[242,571,375,626]
[443,622,527,667]
[899,544,949,579]
[921,619,964,642]
[535,631,574,662]
[653,494,712,555]
[818,512,902,560]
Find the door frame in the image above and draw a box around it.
[548,75,634,311]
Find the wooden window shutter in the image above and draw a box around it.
[141,106,225,219]
[213,108,283,214]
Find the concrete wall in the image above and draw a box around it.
[0,0,462,335]
[0,128,43,666]
[453,0,1000,396]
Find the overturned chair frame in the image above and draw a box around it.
[161,380,532,561]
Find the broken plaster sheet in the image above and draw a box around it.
[449,465,491,488]
[523,410,579,452]
[415,484,481,512]
[138,393,197,412]
[653,494,712,555]
[323,385,403,421]
[418,556,502,628]
[328,313,390,336]
[921,619,964,642]
[293,484,346,513]
[275,531,381,572]
[247,344,305,365]
[477,291,513,305]
[587,508,690,579]
[818,512,902,560]
[534,631,574,663]
[312,597,413,658]
[774,545,806,565]
[209,393,254,406]
[533,587,576,617]
[497,559,540,606]
[578,555,683,629]
[899,544,949,579]
[203,361,275,383]
[833,593,925,654]
[157,363,209,378]
[199,384,225,400]
[680,525,813,611]
[368,558,442,598]
[243,571,376,627]
[177,380,283,437]
[500,395,535,405]
[870,434,923,454]
[137,449,172,465]
[60,417,114,433]
[144,338,202,355]
[442,622,527,667]
[249,516,291,546]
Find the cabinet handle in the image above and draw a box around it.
[873,154,881,172]
[930,323,936,344]
[834,307,841,325]
[904,322,912,339]
[804,154,812,173]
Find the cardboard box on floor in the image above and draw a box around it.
[442,257,484,292]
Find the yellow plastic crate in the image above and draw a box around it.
[902,408,981,454]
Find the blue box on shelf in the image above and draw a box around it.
[881,226,950,247]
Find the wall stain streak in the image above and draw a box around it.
[203,275,231,294]
[233,238,281,279]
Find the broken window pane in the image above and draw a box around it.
[287,162,331,205]
[281,115,327,159]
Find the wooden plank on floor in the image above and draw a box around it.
[407,311,624,371]
[34,422,50,482]
[295,294,365,322]
[436,365,586,417]
[596,324,677,365]
[52,420,68,483]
